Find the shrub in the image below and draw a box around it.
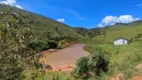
[72,57,89,79]
[57,40,69,49]
[29,40,58,52]
[29,40,49,52]
[72,49,109,79]
[88,50,109,76]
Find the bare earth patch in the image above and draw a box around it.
[135,63,142,70]
[52,64,75,72]
[111,73,123,80]
[134,63,142,80]
[111,63,142,80]
[134,76,142,80]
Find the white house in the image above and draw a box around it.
[114,37,128,45]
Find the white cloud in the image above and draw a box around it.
[137,4,142,7]
[15,5,23,9]
[98,15,140,27]
[57,18,65,23]
[0,0,23,9]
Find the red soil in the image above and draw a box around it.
[111,63,142,80]
[52,64,75,72]
[134,76,142,80]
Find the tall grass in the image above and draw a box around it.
[85,38,142,79]
[36,72,78,80]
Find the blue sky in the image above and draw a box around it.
[0,0,142,28]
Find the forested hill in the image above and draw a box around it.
[0,4,81,42]
[0,4,82,79]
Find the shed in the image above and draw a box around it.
[114,37,128,45]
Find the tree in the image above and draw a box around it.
[0,10,40,80]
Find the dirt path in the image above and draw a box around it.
[40,44,89,72]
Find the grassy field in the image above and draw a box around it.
[82,22,142,79]
[101,21,142,42]
[36,72,78,80]
[22,69,78,80]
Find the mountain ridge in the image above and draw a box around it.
[0,4,82,40]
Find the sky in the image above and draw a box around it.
[0,0,142,28]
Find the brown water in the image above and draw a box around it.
[42,44,89,67]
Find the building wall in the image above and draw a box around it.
[114,39,128,45]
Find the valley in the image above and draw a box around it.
[1,4,142,80]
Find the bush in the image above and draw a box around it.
[88,51,109,76]
[57,40,69,49]
[29,40,57,52]
[72,49,109,79]
[72,57,89,79]
[29,40,49,52]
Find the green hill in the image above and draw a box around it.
[0,4,81,42]
[0,4,82,80]
[91,20,142,42]
[73,27,97,38]
[82,21,142,80]
[0,4,83,52]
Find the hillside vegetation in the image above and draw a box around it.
[78,21,142,80]
[0,4,83,51]
[0,4,81,80]
[0,4,81,41]
[74,27,98,38]
[96,21,142,42]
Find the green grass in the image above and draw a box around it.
[77,22,142,79]
[84,39,142,79]
[82,22,142,79]
[103,22,142,42]
[23,70,78,80]
[36,72,78,80]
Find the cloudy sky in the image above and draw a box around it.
[0,0,142,28]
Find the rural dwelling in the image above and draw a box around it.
[114,37,128,45]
